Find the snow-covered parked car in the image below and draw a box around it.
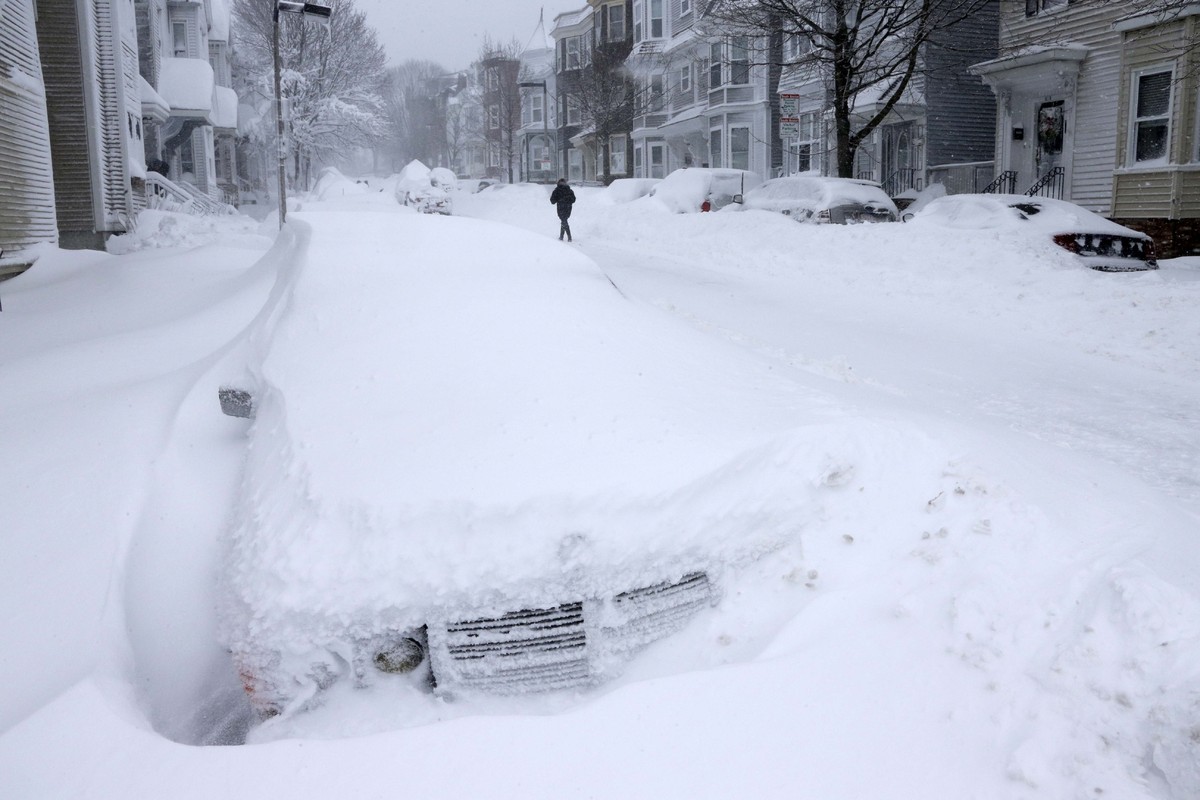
[647,168,762,213]
[730,176,898,224]
[905,194,1158,272]
[393,159,452,215]
[219,208,815,721]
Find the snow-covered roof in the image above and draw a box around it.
[158,58,215,119]
[212,85,238,130]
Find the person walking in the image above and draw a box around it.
[550,177,576,242]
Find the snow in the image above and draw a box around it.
[158,58,215,115]
[212,86,239,129]
[2,180,1199,799]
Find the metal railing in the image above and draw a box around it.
[981,170,1017,195]
[1025,166,1065,199]
[145,173,236,216]
[882,168,920,197]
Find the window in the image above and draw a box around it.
[647,73,664,111]
[1025,0,1072,15]
[709,42,723,88]
[567,95,581,126]
[530,92,544,125]
[569,148,583,182]
[610,134,627,174]
[172,21,187,57]
[567,37,580,69]
[794,112,819,172]
[607,3,625,41]
[681,0,691,14]
[730,37,750,85]
[678,63,692,98]
[710,128,722,168]
[634,144,644,178]
[650,0,663,38]
[649,142,666,178]
[730,126,750,170]
[633,0,643,42]
[488,104,499,129]
[784,33,812,62]
[1131,68,1172,164]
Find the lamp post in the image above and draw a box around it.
[273,1,332,228]
[519,80,548,182]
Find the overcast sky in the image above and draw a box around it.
[353,0,584,72]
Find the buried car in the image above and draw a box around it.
[647,167,762,213]
[393,159,453,215]
[905,194,1157,272]
[730,176,898,224]
[218,208,821,720]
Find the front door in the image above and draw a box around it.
[1033,100,1065,196]
[881,122,916,195]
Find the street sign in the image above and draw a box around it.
[780,117,800,139]
[780,93,800,117]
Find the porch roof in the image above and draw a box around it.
[969,46,1088,93]
[139,75,170,123]
[212,86,238,132]
[158,57,215,121]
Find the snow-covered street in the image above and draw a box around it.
[1,179,1199,799]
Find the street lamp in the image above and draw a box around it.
[519,80,549,182]
[273,1,331,228]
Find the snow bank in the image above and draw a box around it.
[106,210,266,254]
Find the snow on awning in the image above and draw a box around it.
[969,46,1088,94]
[212,86,238,131]
[140,75,170,123]
[158,57,215,121]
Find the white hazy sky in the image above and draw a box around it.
[353,0,585,71]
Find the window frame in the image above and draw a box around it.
[730,37,750,86]
[649,0,663,38]
[709,42,723,88]
[730,125,751,171]
[607,2,625,42]
[1129,65,1173,166]
[610,134,627,175]
[633,0,643,42]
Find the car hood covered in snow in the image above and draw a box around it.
[220,209,837,655]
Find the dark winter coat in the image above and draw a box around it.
[550,184,576,219]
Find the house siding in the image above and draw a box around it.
[925,6,997,168]
[37,0,101,246]
[0,0,59,271]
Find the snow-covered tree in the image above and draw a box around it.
[233,0,388,189]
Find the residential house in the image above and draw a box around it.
[972,1,1200,255]
[0,0,57,275]
[777,4,998,196]
[36,0,146,249]
[623,0,779,180]
[149,0,235,200]
[579,0,633,183]
[552,6,595,182]
[517,29,556,183]
[479,50,521,181]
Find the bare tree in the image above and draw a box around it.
[705,0,992,177]
[233,0,388,188]
[571,27,635,182]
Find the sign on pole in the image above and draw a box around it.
[780,93,800,117]
[780,117,800,139]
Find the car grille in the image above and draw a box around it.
[429,572,713,694]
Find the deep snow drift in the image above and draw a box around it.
[1,176,1198,799]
